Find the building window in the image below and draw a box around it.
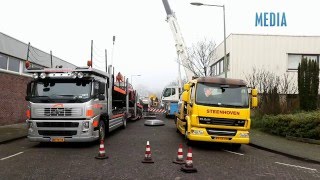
[210,65,216,76]
[0,54,8,70]
[210,53,230,76]
[288,54,319,70]
[8,57,20,72]
[220,60,224,73]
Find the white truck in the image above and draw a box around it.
[25,62,131,142]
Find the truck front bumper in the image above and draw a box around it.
[187,128,250,144]
[26,119,99,142]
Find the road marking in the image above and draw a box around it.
[275,162,317,171]
[223,150,244,156]
[0,152,24,161]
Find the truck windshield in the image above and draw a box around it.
[30,79,92,103]
[162,87,176,97]
[195,83,249,108]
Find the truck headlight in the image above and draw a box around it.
[33,73,39,79]
[82,121,90,132]
[40,73,46,79]
[77,72,84,78]
[71,72,77,79]
[239,132,249,138]
[191,130,204,135]
[83,121,90,129]
[27,121,33,129]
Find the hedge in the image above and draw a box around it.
[252,111,320,140]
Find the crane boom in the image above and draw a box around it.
[162,0,194,81]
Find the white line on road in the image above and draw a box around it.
[0,151,24,161]
[223,149,244,156]
[275,162,317,171]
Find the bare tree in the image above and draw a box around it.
[166,78,188,86]
[179,38,216,77]
[245,67,299,114]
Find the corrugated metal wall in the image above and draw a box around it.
[212,34,320,93]
[0,32,76,68]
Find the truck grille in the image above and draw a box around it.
[199,117,246,127]
[35,108,82,117]
[38,130,77,136]
[206,128,237,136]
[37,122,79,128]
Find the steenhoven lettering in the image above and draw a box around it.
[207,109,240,115]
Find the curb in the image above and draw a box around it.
[0,135,27,145]
[249,143,320,165]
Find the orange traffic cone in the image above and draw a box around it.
[142,141,154,163]
[181,147,197,173]
[95,139,109,159]
[173,143,185,164]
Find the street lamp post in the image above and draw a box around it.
[191,2,227,78]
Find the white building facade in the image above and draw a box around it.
[210,34,320,93]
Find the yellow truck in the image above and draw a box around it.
[176,77,258,150]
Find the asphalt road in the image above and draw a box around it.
[1,115,320,179]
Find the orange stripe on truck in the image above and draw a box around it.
[86,109,93,117]
[112,113,124,119]
[114,86,126,95]
[93,121,99,127]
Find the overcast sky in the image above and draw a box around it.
[1,0,320,96]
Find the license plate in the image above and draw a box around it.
[50,137,65,142]
[215,137,229,140]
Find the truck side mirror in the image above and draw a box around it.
[251,97,258,108]
[251,88,258,108]
[251,88,258,96]
[183,84,190,91]
[25,81,32,101]
[181,91,189,102]
[98,82,105,94]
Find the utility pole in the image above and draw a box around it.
[91,40,93,67]
[111,36,116,65]
[26,42,30,61]
[105,49,108,72]
[50,50,53,68]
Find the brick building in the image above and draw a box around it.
[0,32,76,125]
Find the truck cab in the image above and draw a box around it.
[161,86,182,117]
[176,77,258,149]
[25,65,128,142]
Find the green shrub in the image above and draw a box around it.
[252,111,320,140]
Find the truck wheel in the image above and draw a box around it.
[99,120,106,140]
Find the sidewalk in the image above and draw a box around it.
[0,123,319,164]
[0,123,27,144]
[250,129,320,163]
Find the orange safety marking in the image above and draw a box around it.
[93,121,99,127]
[93,104,103,109]
[86,109,94,117]
[112,113,124,119]
[114,86,126,95]
[53,103,64,108]
[26,110,31,119]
